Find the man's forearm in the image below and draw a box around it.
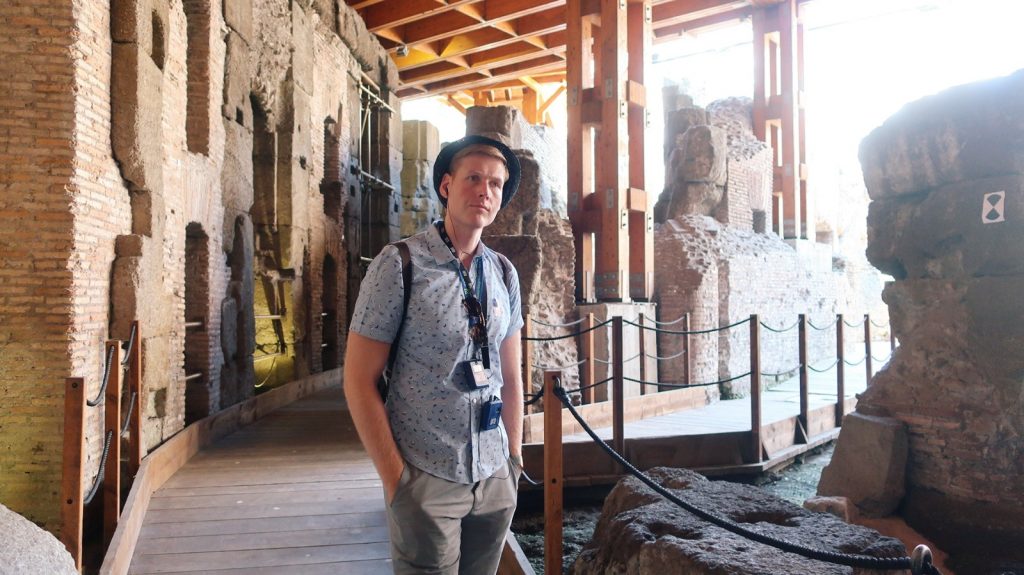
[500,332,524,458]
[344,376,404,481]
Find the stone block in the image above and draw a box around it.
[574,467,905,575]
[860,69,1024,200]
[223,0,253,41]
[0,504,77,575]
[111,43,164,193]
[222,32,252,127]
[681,125,727,185]
[466,105,522,148]
[867,174,1024,279]
[291,5,313,92]
[403,120,439,162]
[803,495,857,523]
[818,413,908,517]
[488,151,541,236]
[664,106,708,160]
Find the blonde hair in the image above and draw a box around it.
[449,144,509,180]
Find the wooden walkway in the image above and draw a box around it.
[128,387,392,575]
[125,357,884,572]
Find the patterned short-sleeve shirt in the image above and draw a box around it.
[349,223,524,484]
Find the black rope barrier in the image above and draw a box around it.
[807,358,840,373]
[120,392,136,437]
[525,319,612,342]
[532,317,587,329]
[759,320,800,334]
[532,358,588,371]
[640,313,689,327]
[86,345,116,407]
[82,430,114,505]
[552,387,940,575]
[871,353,893,363]
[624,371,752,390]
[645,347,687,361]
[760,365,802,378]
[870,319,889,329]
[843,317,866,328]
[623,316,751,336]
[524,390,544,407]
[561,377,614,395]
[806,319,835,331]
[120,323,137,367]
[843,356,867,367]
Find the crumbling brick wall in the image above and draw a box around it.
[0,0,399,531]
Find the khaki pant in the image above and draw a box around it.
[386,458,521,575]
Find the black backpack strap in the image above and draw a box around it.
[494,252,513,294]
[379,241,411,401]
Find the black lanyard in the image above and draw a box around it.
[435,222,491,368]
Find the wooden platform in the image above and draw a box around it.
[127,387,392,575]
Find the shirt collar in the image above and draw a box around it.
[427,221,489,266]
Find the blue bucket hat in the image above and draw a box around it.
[432,135,521,209]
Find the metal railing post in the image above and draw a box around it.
[543,371,563,575]
[798,314,808,442]
[749,315,762,464]
[60,377,86,570]
[103,340,122,547]
[836,314,846,427]
[523,316,534,412]
[683,312,691,388]
[864,313,873,387]
[638,313,647,394]
[611,316,624,457]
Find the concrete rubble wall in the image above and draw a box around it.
[830,69,1024,563]
[0,0,400,531]
[654,96,869,397]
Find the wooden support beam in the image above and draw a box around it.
[543,371,564,575]
[523,86,541,124]
[103,340,123,547]
[447,94,469,115]
[361,0,477,32]
[538,83,566,117]
[627,0,653,301]
[749,315,763,464]
[567,0,595,302]
[60,377,86,570]
[593,0,630,302]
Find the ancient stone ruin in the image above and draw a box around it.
[821,69,1024,572]
[572,468,906,575]
[653,94,886,396]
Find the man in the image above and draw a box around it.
[344,134,525,574]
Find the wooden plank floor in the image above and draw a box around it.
[129,386,392,575]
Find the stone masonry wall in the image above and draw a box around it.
[0,0,398,531]
[846,69,1024,559]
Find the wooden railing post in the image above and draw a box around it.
[798,314,808,442]
[581,313,595,405]
[836,314,845,427]
[611,316,624,457]
[127,321,143,478]
[103,340,122,547]
[748,315,762,464]
[683,312,691,388]
[543,370,563,575]
[864,313,872,387]
[60,377,86,570]
[638,313,647,395]
[523,316,534,412]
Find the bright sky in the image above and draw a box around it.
[402,0,1024,238]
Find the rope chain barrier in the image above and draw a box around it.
[560,377,614,395]
[531,358,588,371]
[843,356,867,367]
[120,323,137,367]
[807,358,841,373]
[524,390,543,407]
[82,430,114,505]
[871,352,894,363]
[870,319,890,329]
[759,319,801,334]
[120,392,137,437]
[525,319,612,342]
[843,317,866,328]
[532,316,587,329]
[624,371,752,390]
[760,365,803,378]
[645,347,688,361]
[806,319,836,331]
[623,316,751,336]
[551,386,941,575]
[639,312,689,327]
[86,345,117,407]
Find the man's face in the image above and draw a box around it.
[439,153,507,231]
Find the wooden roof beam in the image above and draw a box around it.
[653,6,751,41]
[402,0,564,46]
[652,0,749,28]
[407,55,567,98]
[361,0,480,32]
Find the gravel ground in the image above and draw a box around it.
[511,444,835,573]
